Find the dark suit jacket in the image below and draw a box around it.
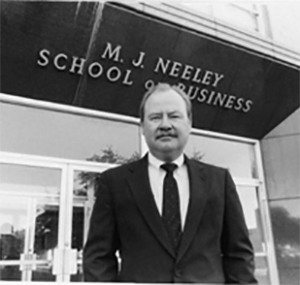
[83,154,257,283]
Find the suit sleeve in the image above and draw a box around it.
[83,172,119,281]
[221,170,258,284]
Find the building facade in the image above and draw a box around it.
[0,1,299,284]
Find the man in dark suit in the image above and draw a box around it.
[83,83,257,283]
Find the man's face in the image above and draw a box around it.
[141,88,192,161]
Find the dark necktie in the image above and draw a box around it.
[161,163,182,251]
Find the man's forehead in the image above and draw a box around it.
[146,89,184,105]
[147,109,181,115]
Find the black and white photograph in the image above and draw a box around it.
[0,1,299,284]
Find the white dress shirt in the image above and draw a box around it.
[148,152,190,229]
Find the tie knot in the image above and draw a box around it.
[161,163,178,174]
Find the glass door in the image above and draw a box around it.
[0,162,62,281]
[0,194,29,281]
[235,182,272,284]
[0,153,114,282]
[64,165,114,282]
[1,126,279,284]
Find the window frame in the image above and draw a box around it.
[1,92,279,283]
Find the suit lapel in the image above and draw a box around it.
[177,157,207,262]
[126,155,176,258]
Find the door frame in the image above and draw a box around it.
[0,151,114,282]
[0,144,279,283]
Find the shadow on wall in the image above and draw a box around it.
[270,206,300,285]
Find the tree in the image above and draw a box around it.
[76,146,139,195]
[77,146,204,196]
[270,205,300,272]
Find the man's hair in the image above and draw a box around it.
[139,82,192,122]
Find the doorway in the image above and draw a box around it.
[0,132,278,283]
[0,152,113,282]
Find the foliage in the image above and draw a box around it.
[270,206,300,246]
[86,146,140,164]
[77,146,140,190]
[190,150,204,161]
[77,146,204,195]
[270,206,300,270]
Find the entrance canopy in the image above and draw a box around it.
[1,1,299,138]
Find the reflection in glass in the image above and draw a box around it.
[0,163,61,281]
[70,206,85,282]
[235,186,270,284]
[0,196,60,281]
[0,163,61,196]
[0,265,21,281]
[269,201,300,285]
[255,268,270,285]
[181,3,258,32]
[32,264,55,282]
[0,102,140,161]
[35,204,59,254]
[255,255,270,284]
[186,134,257,178]
[71,170,105,282]
[0,197,27,261]
[0,197,27,281]
[238,187,264,253]
[32,203,59,281]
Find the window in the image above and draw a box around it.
[181,3,260,32]
[0,100,140,162]
[1,94,279,283]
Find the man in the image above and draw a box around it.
[83,83,257,283]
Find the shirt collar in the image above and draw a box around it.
[148,152,185,169]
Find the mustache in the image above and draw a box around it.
[156,132,177,139]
